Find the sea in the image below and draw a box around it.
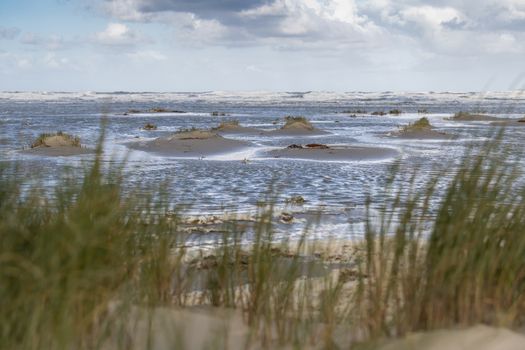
[1,90,524,242]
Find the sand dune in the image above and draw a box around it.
[265,116,330,136]
[22,133,95,157]
[212,121,265,135]
[389,118,453,140]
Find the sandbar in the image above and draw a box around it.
[128,130,253,158]
[263,145,399,161]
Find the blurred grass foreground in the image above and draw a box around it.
[1,133,524,349]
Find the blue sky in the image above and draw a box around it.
[1,0,525,91]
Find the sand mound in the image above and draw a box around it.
[128,129,253,158]
[282,116,315,131]
[265,116,330,136]
[213,120,240,130]
[263,145,398,162]
[212,121,264,135]
[22,132,95,157]
[390,117,452,140]
[171,130,218,140]
[31,132,80,148]
[447,112,501,122]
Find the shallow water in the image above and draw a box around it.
[1,91,525,242]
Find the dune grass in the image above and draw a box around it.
[388,109,402,115]
[352,133,525,341]
[400,117,432,133]
[452,111,473,119]
[143,123,158,130]
[1,133,525,349]
[282,116,314,130]
[212,120,240,130]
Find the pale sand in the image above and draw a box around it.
[109,307,249,350]
[264,145,399,161]
[105,238,524,350]
[377,325,525,350]
[109,288,525,349]
[127,130,253,157]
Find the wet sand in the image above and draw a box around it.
[491,119,525,127]
[22,146,95,157]
[264,128,330,136]
[389,129,453,140]
[128,130,253,157]
[447,113,503,122]
[263,145,399,161]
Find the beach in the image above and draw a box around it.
[2,91,525,349]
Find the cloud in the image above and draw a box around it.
[0,52,33,73]
[70,0,525,84]
[93,22,149,47]
[127,50,168,62]
[0,26,21,40]
[20,33,71,50]
[105,0,267,21]
[99,0,388,53]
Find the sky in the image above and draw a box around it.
[1,0,525,92]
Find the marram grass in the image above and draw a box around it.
[0,133,524,349]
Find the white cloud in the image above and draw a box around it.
[94,23,147,47]
[127,50,168,62]
[100,0,150,22]
[7,0,520,91]
[492,0,525,21]
[399,6,466,30]
[43,53,76,69]
[0,52,33,72]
